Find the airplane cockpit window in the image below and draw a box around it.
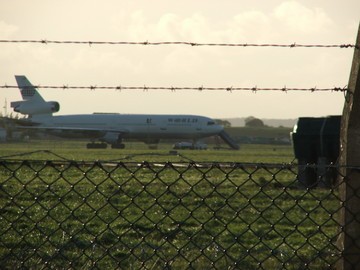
[207,121,215,125]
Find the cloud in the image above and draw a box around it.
[273,1,333,33]
[127,11,215,41]
[224,11,271,42]
[179,13,210,40]
[0,21,18,38]
[156,13,181,40]
[124,1,333,45]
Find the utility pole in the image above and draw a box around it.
[337,23,360,270]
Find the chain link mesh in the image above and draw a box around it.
[0,160,350,269]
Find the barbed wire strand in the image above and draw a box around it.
[0,39,358,49]
[0,84,348,92]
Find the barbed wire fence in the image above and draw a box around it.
[0,39,358,48]
[0,39,353,94]
[0,84,348,92]
[0,159,349,269]
[1,28,360,269]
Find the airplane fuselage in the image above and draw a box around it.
[30,113,223,142]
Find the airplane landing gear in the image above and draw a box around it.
[111,135,125,149]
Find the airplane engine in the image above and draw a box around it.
[11,101,60,115]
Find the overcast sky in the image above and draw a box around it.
[0,0,359,119]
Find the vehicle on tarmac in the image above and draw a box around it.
[173,142,208,150]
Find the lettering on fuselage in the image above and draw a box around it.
[167,118,199,124]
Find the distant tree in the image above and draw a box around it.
[245,116,265,127]
[215,119,231,128]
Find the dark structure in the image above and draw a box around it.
[291,116,341,188]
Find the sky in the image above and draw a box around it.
[0,0,359,120]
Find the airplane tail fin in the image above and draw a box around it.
[11,75,59,117]
[15,75,46,102]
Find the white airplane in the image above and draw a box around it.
[9,75,229,149]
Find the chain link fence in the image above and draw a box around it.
[0,160,351,269]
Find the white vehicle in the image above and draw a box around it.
[173,142,207,150]
[9,76,225,149]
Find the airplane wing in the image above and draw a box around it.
[4,121,130,140]
[14,125,130,134]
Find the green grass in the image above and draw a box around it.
[0,139,294,163]
[0,140,341,269]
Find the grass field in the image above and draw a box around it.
[0,139,294,163]
[0,140,341,269]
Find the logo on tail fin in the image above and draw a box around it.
[21,87,36,98]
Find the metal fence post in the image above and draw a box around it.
[337,23,360,270]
